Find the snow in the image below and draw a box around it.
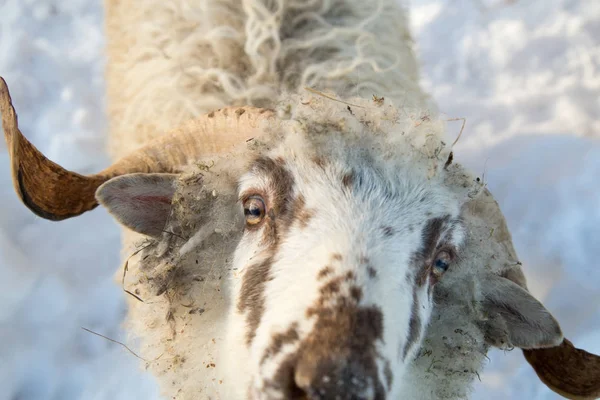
[0,0,598,399]
[409,0,600,398]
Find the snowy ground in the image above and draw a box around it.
[0,0,598,399]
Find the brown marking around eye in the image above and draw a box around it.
[411,215,451,287]
[238,156,298,346]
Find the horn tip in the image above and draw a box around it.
[524,338,600,400]
[0,76,19,140]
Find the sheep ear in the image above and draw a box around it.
[96,173,177,237]
[479,273,563,349]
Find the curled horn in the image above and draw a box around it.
[524,340,600,400]
[1,77,274,220]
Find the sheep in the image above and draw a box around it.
[1,0,599,399]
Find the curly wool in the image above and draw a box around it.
[104,0,429,158]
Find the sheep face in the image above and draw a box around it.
[222,143,467,399]
[4,80,588,399]
[92,125,469,399]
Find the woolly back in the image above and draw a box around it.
[104,0,428,158]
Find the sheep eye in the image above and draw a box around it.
[432,250,453,278]
[243,196,266,225]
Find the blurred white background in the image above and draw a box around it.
[0,0,598,399]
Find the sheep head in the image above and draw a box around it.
[2,77,599,399]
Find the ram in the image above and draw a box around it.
[1,0,598,399]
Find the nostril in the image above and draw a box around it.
[293,363,338,400]
[291,367,311,399]
[291,358,377,400]
[279,363,308,400]
[293,367,309,391]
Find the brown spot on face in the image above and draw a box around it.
[381,226,395,237]
[320,277,342,297]
[331,253,342,261]
[294,305,385,396]
[269,273,385,398]
[235,108,246,116]
[345,271,356,282]
[317,266,333,280]
[314,273,358,309]
[238,258,274,345]
[312,156,327,169]
[261,323,300,365]
[350,286,363,302]
[293,194,306,210]
[292,195,315,229]
[342,171,354,189]
[207,111,215,118]
[297,209,314,228]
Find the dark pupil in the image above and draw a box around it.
[435,259,449,271]
[245,204,262,217]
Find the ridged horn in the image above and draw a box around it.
[1,77,274,221]
[523,339,600,400]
